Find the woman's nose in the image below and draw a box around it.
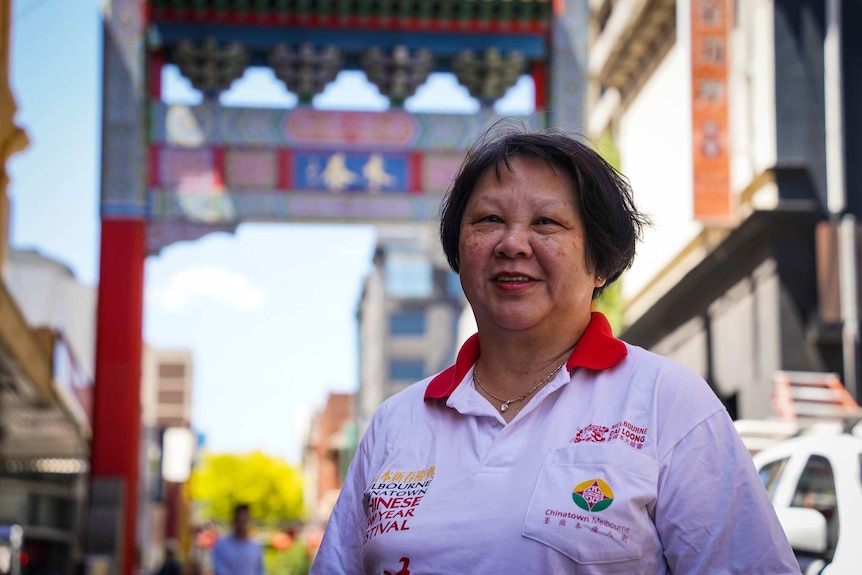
[495,226,533,258]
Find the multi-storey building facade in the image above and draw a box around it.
[587,0,861,417]
[139,347,194,572]
[142,348,194,431]
[1,246,197,573]
[1,248,94,573]
[356,229,467,435]
[302,392,355,522]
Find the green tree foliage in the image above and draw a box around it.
[593,280,624,335]
[594,130,621,171]
[189,451,305,526]
[265,543,312,575]
[592,130,626,335]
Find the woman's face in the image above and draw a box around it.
[458,155,604,336]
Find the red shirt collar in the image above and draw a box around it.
[424,311,627,400]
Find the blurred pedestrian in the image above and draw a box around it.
[155,544,182,575]
[211,504,264,575]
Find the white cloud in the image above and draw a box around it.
[147,266,264,311]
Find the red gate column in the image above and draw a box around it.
[90,219,146,575]
[91,0,148,571]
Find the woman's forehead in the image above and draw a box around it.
[471,156,573,194]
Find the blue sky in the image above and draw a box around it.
[9,0,532,463]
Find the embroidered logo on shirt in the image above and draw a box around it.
[572,478,614,512]
[570,420,648,450]
[542,479,629,540]
[571,423,609,442]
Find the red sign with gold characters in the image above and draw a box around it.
[690,0,733,221]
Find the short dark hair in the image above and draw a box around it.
[233,503,250,517]
[439,124,649,297]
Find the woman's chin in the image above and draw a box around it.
[484,314,547,334]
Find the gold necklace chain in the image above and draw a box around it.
[473,361,567,413]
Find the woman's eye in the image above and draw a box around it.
[482,215,503,223]
[536,217,557,226]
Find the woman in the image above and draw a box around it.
[310,127,799,574]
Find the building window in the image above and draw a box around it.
[389,310,426,335]
[446,271,463,299]
[158,363,186,378]
[27,494,73,530]
[158,390,186,405]
[388,359,426,382]
[385,250,433,298]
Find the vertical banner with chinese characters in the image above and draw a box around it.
[690,0,732,220]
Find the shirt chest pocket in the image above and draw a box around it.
[522,444,658,565]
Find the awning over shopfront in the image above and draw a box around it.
[0,281,90,465]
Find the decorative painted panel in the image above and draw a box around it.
[148,191,442,226]
[225,148,278,189]
[422,153,464,193]
[294,151,408,192]
[151,102,532,151]
[145,104,539,238]
[102,0,148,216]
[158,147,221,192]
[147,221,236,254]
[284,109,418,149]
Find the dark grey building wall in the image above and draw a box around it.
[773,0,827,207]
[844,1,862,217]
[772,0,860,217]
[621,211,823,419]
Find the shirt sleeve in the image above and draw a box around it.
[654,410,800,573]
[309,426,373,575]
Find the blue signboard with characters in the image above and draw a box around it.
[294,152,409,192]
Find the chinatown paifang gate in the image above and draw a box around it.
[91,0,588,572]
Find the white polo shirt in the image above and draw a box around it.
[311,312,799,574]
